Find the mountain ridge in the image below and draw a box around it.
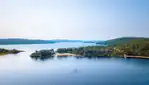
[96,37,149,46]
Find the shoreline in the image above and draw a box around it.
[0,48,23,56]
[125,55,149,59]
[56,53,149,59]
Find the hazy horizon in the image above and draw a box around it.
[0,0,149,40]
[0,36,149,41]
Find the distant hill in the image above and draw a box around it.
[1,37,148,45]
[96,37,149,46]
[0,38,97,45]
[0,39,56,45]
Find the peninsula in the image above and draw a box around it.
[0,48,23,55]
[30,37,149,59]
[56,37,149,59]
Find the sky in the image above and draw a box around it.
[0,0,149,40]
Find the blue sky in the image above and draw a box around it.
[0,0,149,40]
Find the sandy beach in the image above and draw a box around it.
[56,53,80,57]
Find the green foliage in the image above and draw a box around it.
[56,46,113,57]
[57,37,149,57]
[114,41,149,56]
[101,37,149,46]
[30,49,55,60]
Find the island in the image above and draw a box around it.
[30,49,55,60]
[0,48,23,55]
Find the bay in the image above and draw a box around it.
[0,42,148,85]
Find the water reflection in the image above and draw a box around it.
[122,58,149,67]
[30,56,100,61]
[74,56,112,60]
[57,56,69,60]
[30,55,117,61]
[30,55,55,61]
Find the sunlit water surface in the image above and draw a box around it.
[0,42,149,85]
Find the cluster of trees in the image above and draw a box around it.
[113,42,149,56]
[30,49,55,60]
[56,47,86,55]
[56,46,113,57]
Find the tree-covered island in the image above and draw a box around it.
[30,49,55,60]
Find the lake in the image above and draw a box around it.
[0,42,149,85]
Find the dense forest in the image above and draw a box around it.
[30,49,55,60]
[57,37,149,58]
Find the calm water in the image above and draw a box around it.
[0,42,149,85]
